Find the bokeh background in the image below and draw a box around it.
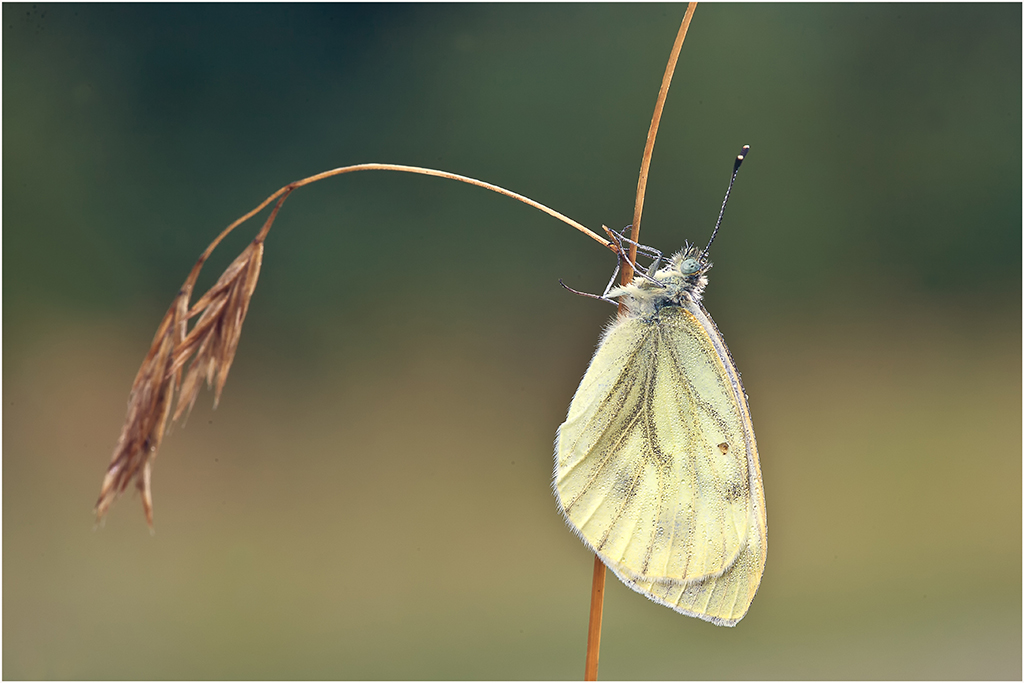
[4,4,1020,679]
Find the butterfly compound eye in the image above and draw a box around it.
[679,257,701,275]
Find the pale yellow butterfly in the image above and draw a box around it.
[554,146,765,626]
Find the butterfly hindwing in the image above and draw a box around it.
[555,306,756,587]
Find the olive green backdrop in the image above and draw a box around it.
[4,3,1020,679]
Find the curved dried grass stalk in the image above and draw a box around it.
[586,5,697,679]
[97,167,599,527]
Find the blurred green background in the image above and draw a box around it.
[4,3,1020,679]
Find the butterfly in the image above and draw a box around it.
[554,146,765,626]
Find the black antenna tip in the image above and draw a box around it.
[734,145,750,171]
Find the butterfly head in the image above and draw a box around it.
[658,243,710,299]
[611,243,710,318]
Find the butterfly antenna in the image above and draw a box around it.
[702,145,750,260]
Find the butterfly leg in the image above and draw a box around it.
[603,225,665,287]
[559,279,619,306]
[558,231,622,305]
[558,224,665,305]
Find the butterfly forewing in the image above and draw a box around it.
[556,306,754,585]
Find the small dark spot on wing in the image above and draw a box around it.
[724,480,748,503]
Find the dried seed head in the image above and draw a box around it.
[95,184,290,528]
[95,290,188,526]
[173,239,264,422]
[96,237,266,527]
